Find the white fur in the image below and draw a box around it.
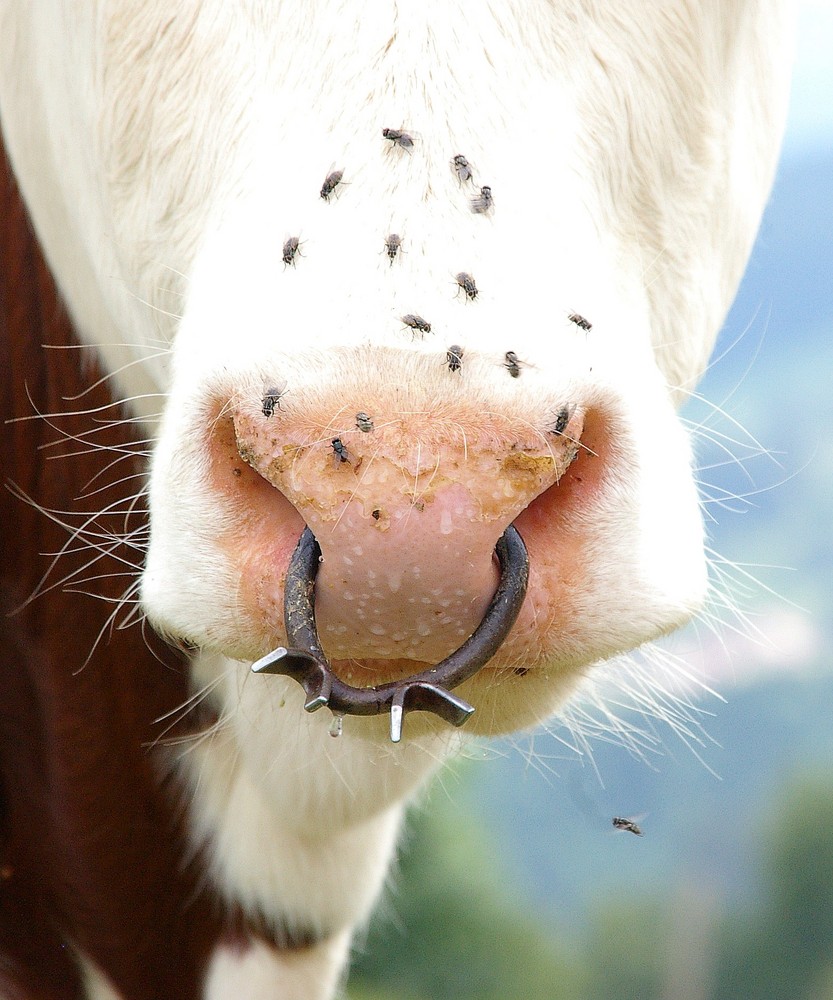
[0,2,793,997]
[0,3,792,403]
[203,935,352,1000]
[181,652,454,939]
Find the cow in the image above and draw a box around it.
[0,2,793,997]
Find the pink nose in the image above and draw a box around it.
[230,397,582,667]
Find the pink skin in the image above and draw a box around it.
[208,398,594,687]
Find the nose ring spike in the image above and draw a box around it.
[252,524,529,742]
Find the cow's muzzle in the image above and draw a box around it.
[252,524,529,741]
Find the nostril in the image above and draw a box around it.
[205,408,306,596]
[552,404,606,494]
[519,405,605,530]
[208,408,298,518]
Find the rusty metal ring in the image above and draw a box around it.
[252,524,529,742]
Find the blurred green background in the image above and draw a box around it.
[348,772,833,1000]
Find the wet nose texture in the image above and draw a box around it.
[229,403,582,669]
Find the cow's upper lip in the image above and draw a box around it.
[251,523,529,741]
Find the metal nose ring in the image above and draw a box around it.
[252,524,529,742]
